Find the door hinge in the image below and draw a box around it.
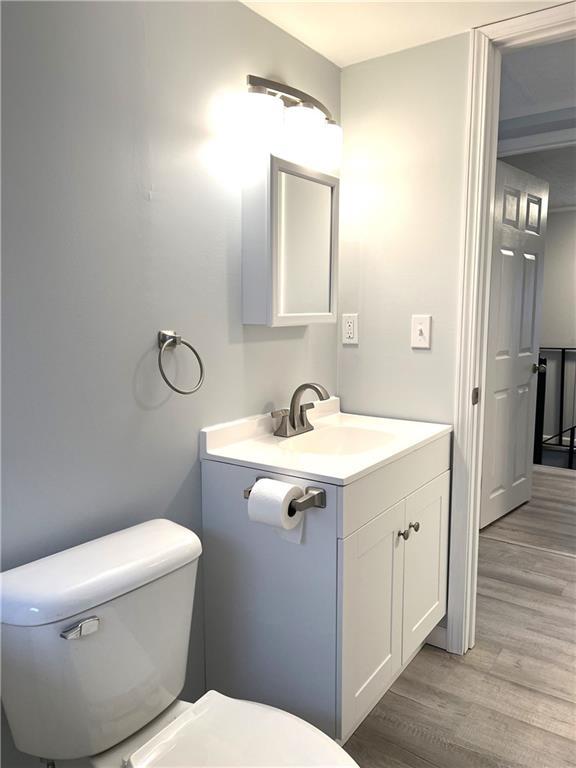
[471,387,480,406]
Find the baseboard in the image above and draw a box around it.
[426,624,447,650]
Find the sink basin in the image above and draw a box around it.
[201,397,451,485]
[280,426,396,456]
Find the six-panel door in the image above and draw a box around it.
[402,471,450,664]
[481,161,548,528]
[339,500,405,741]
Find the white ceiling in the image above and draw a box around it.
[505,146,576,208]
[242,1,563,67]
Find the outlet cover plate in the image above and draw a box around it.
[342,313,359,345]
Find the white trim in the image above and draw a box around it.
[453,3,576,654]
[477,2,576,48]
[448,29,501,654]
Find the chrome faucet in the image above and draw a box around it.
[272,383,330,438]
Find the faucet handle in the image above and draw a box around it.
[272,408,294,437]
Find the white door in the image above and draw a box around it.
[339,500,404,742]
[480,161,549,529]
[402,472,450,664]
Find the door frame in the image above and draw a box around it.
[447,2,576,654]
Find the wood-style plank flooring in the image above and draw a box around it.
[345,465,576,768]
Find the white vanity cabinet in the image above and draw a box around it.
[201,403,451,743]
[339,472,450,740]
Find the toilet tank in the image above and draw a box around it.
[1,519,202,761]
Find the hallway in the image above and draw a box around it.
[345,465,576,768]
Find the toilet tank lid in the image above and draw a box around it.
[1,520,202,627]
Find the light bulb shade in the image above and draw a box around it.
[325,121,343,157]
[320,121,343,173]
[281,103,325,168]
[284,103,325,132]
[244,90,284,155]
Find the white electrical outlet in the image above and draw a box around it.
[411,314,432,349]
[342,314,359,345]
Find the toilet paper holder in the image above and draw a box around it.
[243,479,326,516]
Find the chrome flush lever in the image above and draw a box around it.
[60,616,100,640]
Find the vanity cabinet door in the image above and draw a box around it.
[339,500,405,741]
[402,471,450,664]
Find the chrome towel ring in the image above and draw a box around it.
[157,330,205,395]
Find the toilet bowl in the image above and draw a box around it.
[1,520,357,767]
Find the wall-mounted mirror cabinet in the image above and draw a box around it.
[243,156,339,326]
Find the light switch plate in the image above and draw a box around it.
[342,314,359,345]
[411,314,432,349]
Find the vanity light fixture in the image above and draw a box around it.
[247,75,334,120]
[247,75,342,171]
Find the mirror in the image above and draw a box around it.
[241,155,339,327]
[272,157,338,325]
[278,171,332,315]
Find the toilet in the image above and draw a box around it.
[1,520,357,767]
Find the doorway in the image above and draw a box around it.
[446,3,576,656]
[474,44,576,709]
[480,36,576,530]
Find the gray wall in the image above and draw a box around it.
[338,34,471,423]
[541,210,576,349]
[2,2,338,762]
[540,210,576,438]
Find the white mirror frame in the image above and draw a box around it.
[242,154,339,327]
[271,157,339,326]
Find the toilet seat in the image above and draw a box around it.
[95,691,357,767]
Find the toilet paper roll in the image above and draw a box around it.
[247,478,304,531]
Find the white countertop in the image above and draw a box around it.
[201,398,452,485]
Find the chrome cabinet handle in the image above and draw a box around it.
[409,521,421,533]
[398,529,410,540]
[532,363,546,374]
